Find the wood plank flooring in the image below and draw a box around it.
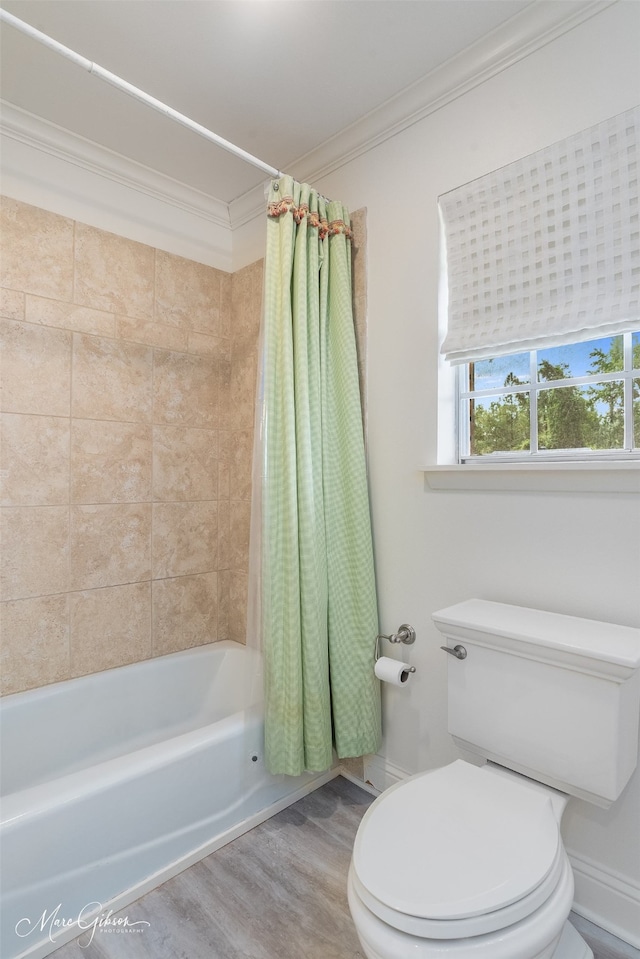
[571,914,640,959]
[50,775,637,959]
[51,775,372,959]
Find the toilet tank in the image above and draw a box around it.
[432,600,640,808]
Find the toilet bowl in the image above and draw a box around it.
[348,870,590,959]
[347,761,589,959]
[348,600,640,959]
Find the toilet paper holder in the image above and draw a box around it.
[375,624,417,671]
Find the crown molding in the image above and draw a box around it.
[0,1,618,235]
[0,100,231,229]
[229,180,269,231]
[229,0,617,229]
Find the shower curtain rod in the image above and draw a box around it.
[0,9,283,181]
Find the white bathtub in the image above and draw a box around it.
[0,641,335,959]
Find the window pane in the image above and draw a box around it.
[633,333,640,372]
[538,383,623,450]
[471,352,530,391]
[470,393,530,455]
[634,378,640,449]
[537,335,624,382]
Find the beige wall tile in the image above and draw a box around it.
[153,426,217,502]
[152,572,217,656]
[0,506,69,600]
[0,595,70,694]
[71,419,152,504]
[228,429,254,502]
[353,293,367,362]
[69,582,151,677]
[187,331,229,358]
[219,272,232,338]
[218,428,232,458]
[0,319,71,415]
[229,498,251,572]
[1,414,70,506]
[70,504,152,590]
[0,199,269,693]
[218,455,230,501]
[248,258,264,295]
[152,501,217,579]
[217,357,231,432]
[72,333,153,422]
[0,198,74,301]
[217,568,230,641]
[231,260,263,349]
[230,266,249,327]
[153,349,217,428]
[228,352,257,430]
[74,222,154,319]
[228,260,261,435]
[116,315,189,353]
[350,208,367,301]
[228,569,248,644]
[1,288,25,321]
[217,499,230,570]
[155,250,221,335]
[26,295,116,337]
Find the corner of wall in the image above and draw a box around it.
[0,102,234,271]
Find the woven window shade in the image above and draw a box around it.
[439,107,639,364]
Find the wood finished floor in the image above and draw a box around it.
[50,775,637,959]
[52,776,372,959]
[571,914,640,959]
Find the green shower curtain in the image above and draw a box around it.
[261,175,381,776]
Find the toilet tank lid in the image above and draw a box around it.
[433,600,640,673]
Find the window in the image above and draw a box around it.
[459,331,640,461]
[437,107,639,473]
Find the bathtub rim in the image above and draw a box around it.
[0,639,264,801]
[1,704,264,826]
[0,639,257,708]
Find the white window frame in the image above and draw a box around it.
[458,332,640,464]
[429,142,640,492]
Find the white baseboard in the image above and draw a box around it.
[362,754,411,793]
[338,766,380,797]
[568,849,640,950]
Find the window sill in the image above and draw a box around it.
[422,461,640,493]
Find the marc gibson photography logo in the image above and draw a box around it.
[15,902,151,948]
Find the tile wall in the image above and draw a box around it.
[0,197,260,694]
[0,197,366,698]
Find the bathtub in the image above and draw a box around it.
[0,641,336,959]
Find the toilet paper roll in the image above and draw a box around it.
[374,656,414,687]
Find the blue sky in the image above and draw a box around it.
[474,335,624,392]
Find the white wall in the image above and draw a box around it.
[239,1,640,944]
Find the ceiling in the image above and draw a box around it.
[2,0,545,205]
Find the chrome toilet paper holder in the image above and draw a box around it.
[375,624,417,671]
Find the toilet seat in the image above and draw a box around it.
[352,760,566,939]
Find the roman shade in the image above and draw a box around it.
[439,107,639,365]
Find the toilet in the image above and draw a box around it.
[348,599,640,959]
